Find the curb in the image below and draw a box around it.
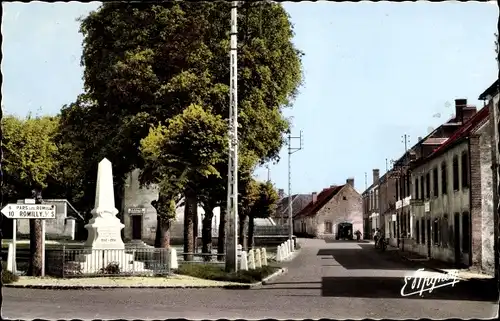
[4,267,288,290]
[4,283,250,290]
[253,267,288,288]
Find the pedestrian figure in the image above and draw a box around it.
[355,230,361,242]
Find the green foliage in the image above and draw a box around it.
[1,262,20,284]
[73,2,303,190]
[140,104,228,220]
[176,263,278,284]
[242,180,279,219]
[1,115,60,198]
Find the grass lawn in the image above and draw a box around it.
[176,263,280,284]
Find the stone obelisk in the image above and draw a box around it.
[84,158,125,249]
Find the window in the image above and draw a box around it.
[452,156,459,191]
[395,180,399,201]
[406,175,410,198]
[441,162,447,195]
[420,175,425,200]
[375,190,378,208]
[433,168,438,197]
[425,172,430,199]
[393,221,396,238]
[400,177,404,200]
[461,152,469,188]
[441,214,448,248]
[462,212,470,253]
[433,218,439,245]
[415,177,420,199]
[421,220,426,243]
[416,220,420,243]
[325,221,333,234]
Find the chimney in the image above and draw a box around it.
[312,192,318,203]
[372,169,380,185]
[278,189,285,199]
[346,178,354,188]
[455,99,467,123]
[418,136,423,142]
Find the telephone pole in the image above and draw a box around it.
[225,1,239,273]
[287,130,303,251]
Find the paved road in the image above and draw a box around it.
[2,239,498,319]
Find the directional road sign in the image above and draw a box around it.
[1,203,56,219]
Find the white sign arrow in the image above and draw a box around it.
[1,203,56,219]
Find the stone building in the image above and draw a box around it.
[275,193,312,226]
[378,172,397,240]
[293,179,362,239]
[121,169,220,245]
[385,100,469,248]
[362,170,380,239]
[409,106,495,274]
[478,79,500,278]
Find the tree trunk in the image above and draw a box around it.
[202,204,214,262]
[28,219,43,276]
[217,205,226,261]
[183,190,196,261]
[29,189,43,277]
[239,214,249,251]
[248,215,255,250]
[159,218,171,249]
[193,209,198,253]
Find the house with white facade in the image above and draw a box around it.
[121,169,220,245]
[409,105,495,275]
[293,179,363,239]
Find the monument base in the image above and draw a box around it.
[74,250,151,274]
[84,217,125,250]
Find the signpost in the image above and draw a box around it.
[1,202,56,276]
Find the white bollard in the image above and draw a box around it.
[255,249,262,268]
[286,240,291,253]
[283,242,290,258]
[248,249,256,269]
[261,248,268,266]
[276,245,283,262]
[169,248,178,270]
[7,243,16,273]
[240,250,248,270]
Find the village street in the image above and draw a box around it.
[2,239,498,320]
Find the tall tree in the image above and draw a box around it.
[65,1,303,252]
[2,115,60,276]
[140,104,227,256]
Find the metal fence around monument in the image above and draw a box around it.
[47,247,171,278]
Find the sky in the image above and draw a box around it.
[1,1,499,197]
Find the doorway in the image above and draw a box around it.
[132,215,143,240]
[337,222,353,240]
[454,213,460,266]
[426,218,431,257]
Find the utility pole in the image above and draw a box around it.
[287,130,303,252]
[265,164,270,182]
[364,172,367,190]
[225,0,239,273]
